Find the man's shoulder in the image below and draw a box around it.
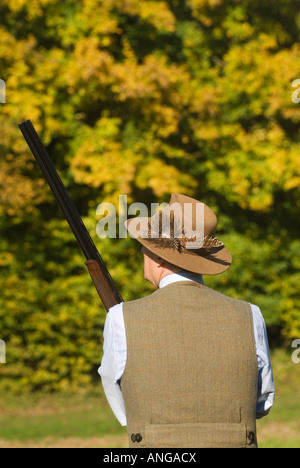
[122,289,161,312]
[198,283,249,306]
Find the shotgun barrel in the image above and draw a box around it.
[18,119,123,311]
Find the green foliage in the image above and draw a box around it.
[0,0,300,392]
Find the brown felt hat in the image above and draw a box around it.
[125,193,232,275]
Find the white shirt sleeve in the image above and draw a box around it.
[250,303,275,419]
[98,303,127,426]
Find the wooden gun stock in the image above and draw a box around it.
[85,260,120,311]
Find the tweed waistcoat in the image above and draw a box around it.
[122,282,258,448]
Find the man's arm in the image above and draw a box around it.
[98,303,127,426]
[250,304,275,419]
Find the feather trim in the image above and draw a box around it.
[142,211,224,252]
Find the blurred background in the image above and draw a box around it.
[0,0,300,448]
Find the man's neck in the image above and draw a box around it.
[159,271,204,289]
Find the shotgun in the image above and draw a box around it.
[18,119,123,312]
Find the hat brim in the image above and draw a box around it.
[125,217,232,275]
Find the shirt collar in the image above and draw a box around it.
[159,272,205,289]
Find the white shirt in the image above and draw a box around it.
[98,273,275,426]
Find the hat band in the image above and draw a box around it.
[142,227,223,253]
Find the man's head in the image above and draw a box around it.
[126,193,232,276]
[142,246,183,288]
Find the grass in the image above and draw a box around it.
[0,389,128,448]
[0,349,299,448]
[256,348,300,448]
